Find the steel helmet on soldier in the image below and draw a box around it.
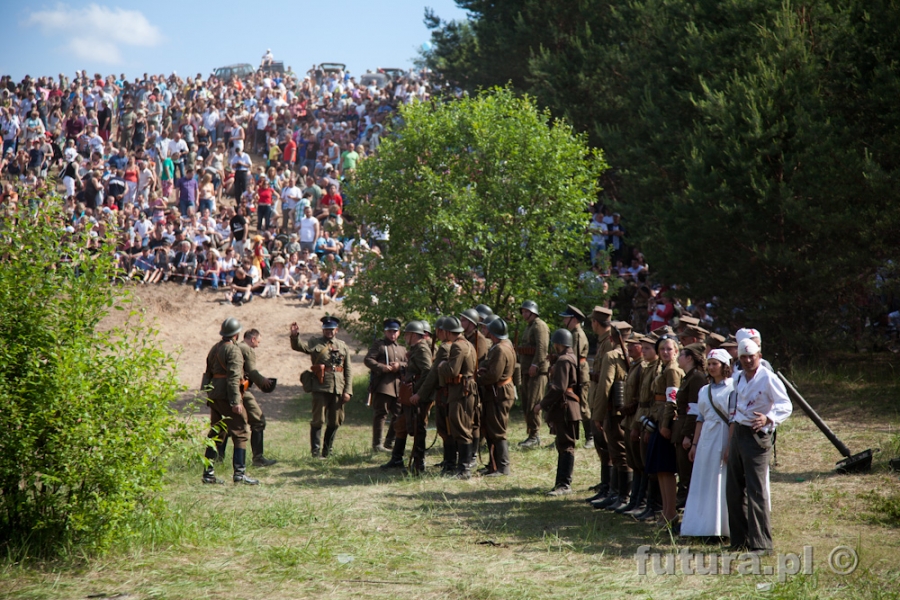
[475,304,494,320]
[550,328,573,347]
[435,316,449,331]
[520,300,539,315]
[488,317,509,340]
[444,316,465,333]
[219,317,242,338]
[460,308,481,326]
[421,320,433,335]
[404,320,425,335]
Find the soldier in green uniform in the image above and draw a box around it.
[586,306,615,499]
[538,329,582,496]
[614,332,649,514]
[591,322,632,510]
[365,319,408,452]
[290,316,353,458]
[476,317,517,476]
[438,316,479,479]
[412,317,455,474]
[382,321,433,472]
[461,308,491,456]
[630,332,663,519]
[517,300,549,449]
[559,305,593,449]
[228,329,278,467]
[201,317,258,485]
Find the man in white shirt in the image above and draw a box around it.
[280,177,302,234]
[726,337,792,555]
[589,212,608,266]
[252,105,269,153]
[230,149,252,201]
[298,205,319,253]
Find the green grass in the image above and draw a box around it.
[2,370,900,600]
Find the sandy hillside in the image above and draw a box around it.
[102,284,367,415]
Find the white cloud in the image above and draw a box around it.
[25,4,162,64]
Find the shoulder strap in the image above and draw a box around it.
[708,385,730,425]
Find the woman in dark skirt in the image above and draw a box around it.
[645,334,683,528]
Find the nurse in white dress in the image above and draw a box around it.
[681,349,733,538]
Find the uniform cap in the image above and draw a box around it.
[706,332,726,348]
[679,325,707,339]
[592,306,613,321]
[627,332,646,344]
[383,318,401,331]
[678,315,701,327]
[321,315,340,329]
[611,320,633,332]
[558,304,586,321]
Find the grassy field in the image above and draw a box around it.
[2,357,900,600]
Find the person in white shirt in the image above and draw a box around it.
[230,150,252,200]
[298,205,319,253]
[280,178,302,234]
[725,338,792,554]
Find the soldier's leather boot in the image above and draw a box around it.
[251,430,277,467]
[623,474,649,516]
[372,420,387,453]
[636,478,661,522]
[441,439,458,475]
[583,420,594,449]
[202,446,224,484]
[384,417,396,449]
[381,436,407,469]
[547,453,575,496]
[592,468,621,509]
[518,435,540,449]
[606,469,633,511]
[485,440,510,477]
[216,439,227,463]
[584,464,612,502]
[310,425,322,457]
[322,426,338,458]
[455,442,476,479]
[617,473,644,514]
[232,448,259,485]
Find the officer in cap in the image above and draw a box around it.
[382,321,433,472]
[517,300,550,449]
[560,304,593,449]
[365,318,408,453]
[411,317,456,473]
[290,316,353,458]
[538,329,582,495]
[476,317,517,475]
[201,317,257,485]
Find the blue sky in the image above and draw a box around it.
[0,1,469,81]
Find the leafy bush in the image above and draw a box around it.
[0,194,183,555]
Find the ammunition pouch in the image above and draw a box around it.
[313,363,326,385]
[609,381,625,409]
[300,370,314,393]
[398,381,415,407]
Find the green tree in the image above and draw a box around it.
[343,87,608,332]
[0,193,183,555]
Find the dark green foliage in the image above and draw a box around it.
[0,193,183,555]
[343,88,608,333]
[423,0,900,362]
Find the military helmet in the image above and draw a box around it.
[219,317,242,338]
[460,308,481,326]
[520,300,539,315]
[481,314,498,327]
[475,304,494,320]
[435,316,449,331]
[404,320,425,335]
[444,315,465,333]
[488,317,509,340]
[421,320,433,335]
[550,328,573,347]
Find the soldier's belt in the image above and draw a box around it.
[654,394,666,402]
[516,347,536,356]
[213,374,227,378]
[324,366,344,372]
[447,374,473,385]
[496,377,513,387]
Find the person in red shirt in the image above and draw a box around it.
[256,178,274,231]
[283,137,297,169]
[316,183,342,221]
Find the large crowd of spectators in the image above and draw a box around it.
[0,58,432,306]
